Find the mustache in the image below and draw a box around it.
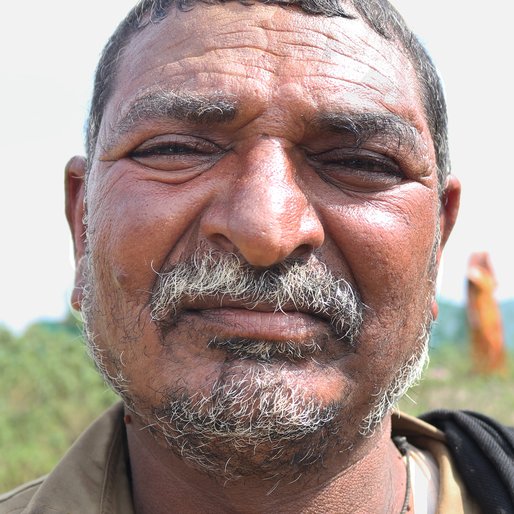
[150,250,363,343]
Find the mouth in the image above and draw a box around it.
[164,299,341,363]
[154,294,360,359]
[173,295,330,337]
[181,297,332,320]
[181,306,328,340]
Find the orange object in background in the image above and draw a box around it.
[467,252,507,375]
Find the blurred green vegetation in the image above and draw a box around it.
[0,315,117,492]
[398,343,514,424]
[1,309,513,492]
[400,298,514,423]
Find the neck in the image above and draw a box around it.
[126,411,407,514]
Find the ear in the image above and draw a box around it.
[65,156,87,311]
[431,175,461,319]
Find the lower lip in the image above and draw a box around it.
[181,308,327,341]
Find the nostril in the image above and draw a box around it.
[208,233,235,253]
[290,244,313,260]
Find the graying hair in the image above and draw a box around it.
[152,366,341,480]
[79,245,434,480]
[359,318,431,435]
[86,0,450,192]
[151,249,363,343]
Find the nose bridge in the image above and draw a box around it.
[241,138,298,225]
[204,138,324,267]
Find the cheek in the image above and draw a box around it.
[321,187,438,383]
[83,170,216,365]
[323,192,438,310]
[320,193,438,399]
[86,170,214,299]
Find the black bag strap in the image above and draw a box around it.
[421,410,514,514]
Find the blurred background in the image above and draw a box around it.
[1,0,512,491]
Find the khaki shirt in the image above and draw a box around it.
[1,404,480,513]
[1,403,134,514]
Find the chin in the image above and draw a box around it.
[122,359,374,481]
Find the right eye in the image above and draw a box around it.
[130,135,223,173]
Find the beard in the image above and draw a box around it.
[151,364,342,480]
[81,248,431,481]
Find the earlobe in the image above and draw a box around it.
[431,175,461,321]
[439,175,461,251]
[431,297,439,320]
[65,156,87,311]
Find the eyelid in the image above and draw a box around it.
[131,134,223,155]
[307,147,403,174]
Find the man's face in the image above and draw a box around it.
[67,3,459,480]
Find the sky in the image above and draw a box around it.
[1,1,512,332]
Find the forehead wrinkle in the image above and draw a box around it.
[324,46,398,88]
[191,46,393,96]
[309,25,407,91]
[198,16,386,72]
[213,29,400,95]
[312,73,385,94]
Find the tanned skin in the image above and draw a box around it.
[66,3,460,512]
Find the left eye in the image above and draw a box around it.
[308,149,404,191]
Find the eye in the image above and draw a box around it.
[130,135,223,173]
[308,148,404,192]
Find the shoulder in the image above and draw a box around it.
[0,477,45,514]
[421,410,514,512]
[0,403,128,514]
[394,409,514,514]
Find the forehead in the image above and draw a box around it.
[103,3,429,142]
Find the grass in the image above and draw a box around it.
[0,324,117,492]
[399,343,514,425]
[1,324,512,493]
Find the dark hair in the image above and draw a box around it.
[87,0,450,191]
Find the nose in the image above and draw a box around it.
[201,139,325,267]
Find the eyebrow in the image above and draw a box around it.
[108,89,238,142]
[107,89,423,157]
[313,111,422,153]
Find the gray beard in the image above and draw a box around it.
[150,249,363,344]
[151,364,342,481]
[146,331,429,481]
[81,248,431,482]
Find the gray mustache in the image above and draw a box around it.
[151,250,363,343]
